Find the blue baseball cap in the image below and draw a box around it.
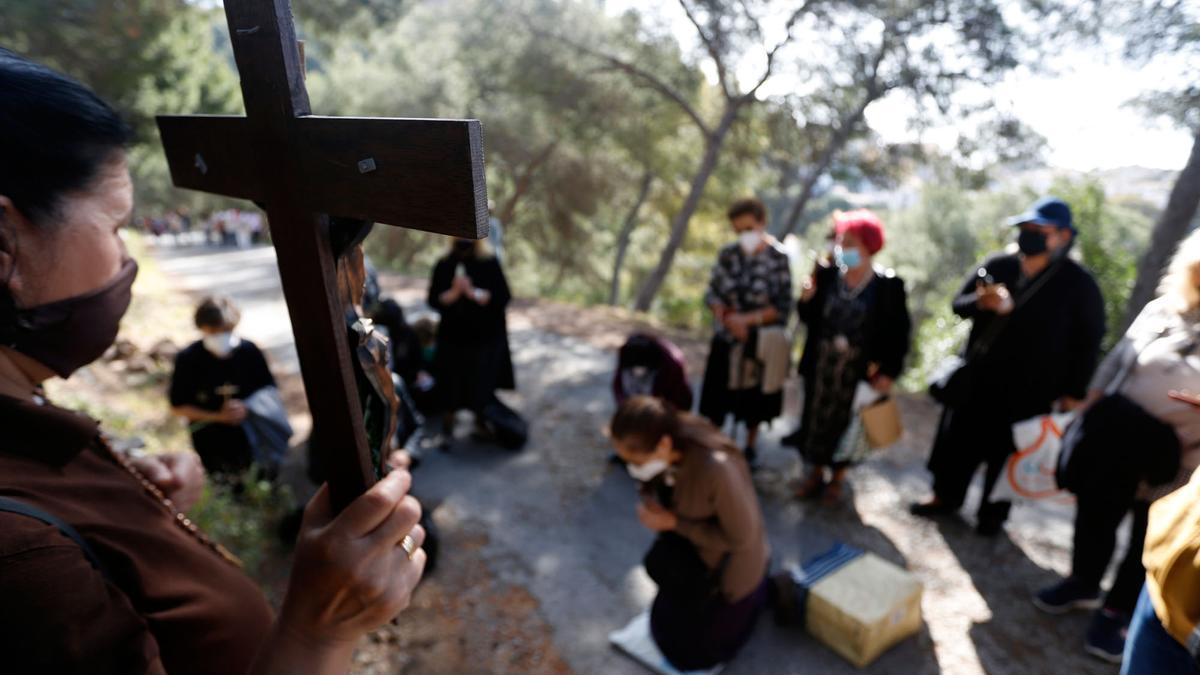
[1007,196,1074,231]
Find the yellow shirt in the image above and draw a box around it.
[1145,467,1200,645]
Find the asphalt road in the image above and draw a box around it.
[153,242,1118,675]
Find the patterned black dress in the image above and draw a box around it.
[799,274,875,465]
[699,240,793,427]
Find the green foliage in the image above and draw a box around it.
[1051,179,1153,350]
[190,469,294,583]
[305,0,716,315]
[0,1,243,214]
[0,0,1169,341]
[0,0,181,138]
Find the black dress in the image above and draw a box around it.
[427,253,515,413]
[168,340,276,475]
[791,264,911,466]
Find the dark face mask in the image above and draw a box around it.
[1017,229,1049,256]
[3,258,139,378]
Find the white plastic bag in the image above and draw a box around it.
[991,413,1076,504]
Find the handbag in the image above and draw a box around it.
[242,385,295,476]
[927,355,972,407]
[928,260,1064,407]
[1055,393,1181,499]
[861,395,903,449]
[480,397,528,450]
[1056,323,1181,497]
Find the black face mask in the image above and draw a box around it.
[2,258,139,378]
[1017,229,1049,256]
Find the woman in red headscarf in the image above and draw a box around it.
[782,210,911,504]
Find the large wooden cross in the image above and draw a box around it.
[156,0,487,511]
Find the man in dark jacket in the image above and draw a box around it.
[912,197,1106,535]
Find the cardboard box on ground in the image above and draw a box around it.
[805,552,924,668]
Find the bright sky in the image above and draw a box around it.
[863,55,1192,172]
[605,2,1193,173]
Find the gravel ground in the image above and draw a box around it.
[153,244,1123,675]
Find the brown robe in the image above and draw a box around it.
[670,446,770,602]
[0,394,274,674]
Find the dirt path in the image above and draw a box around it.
[152,243,1117,675]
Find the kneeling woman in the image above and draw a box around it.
[610,396,770,670]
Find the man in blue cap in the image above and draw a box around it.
[912,196,1105,536]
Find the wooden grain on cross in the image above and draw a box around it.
[156,0,487,511]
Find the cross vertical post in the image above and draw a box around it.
[157,0,487,511]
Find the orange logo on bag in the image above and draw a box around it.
[1006,415,1075,503]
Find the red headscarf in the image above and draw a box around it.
[833,209,885,255]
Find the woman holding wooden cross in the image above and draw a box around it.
[0,49,425,674]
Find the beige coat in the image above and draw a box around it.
[1091,298,1200,500]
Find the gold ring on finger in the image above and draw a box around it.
[400,534,418,560]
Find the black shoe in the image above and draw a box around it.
[1033,578,1103,615]
[975,519,1004,537]
[470,420,496,443]
[909,500,957,518]
[1084,609,1128,663]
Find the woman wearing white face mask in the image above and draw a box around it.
[169,295,277,477]
[700,197,794,465]
[610,396,770,671]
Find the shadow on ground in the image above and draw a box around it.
[938,523,1110,675]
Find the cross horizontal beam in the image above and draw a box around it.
[157,114,487,239]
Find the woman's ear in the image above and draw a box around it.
[0,196,15,287]
[0,196,34,298]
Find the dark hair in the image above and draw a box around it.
[450,238,481,259]
[0,48,132,227]
[412,317,437,346]
[194,295,241,330]
[727,197,766,224]
[622,334,664,369]
[609,396,738,457]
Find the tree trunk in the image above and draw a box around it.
[609,170,654,306]
[778,97,872,238]
[1122,127,1200,332]
[633,105,740,311]
[498,141,557,227]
